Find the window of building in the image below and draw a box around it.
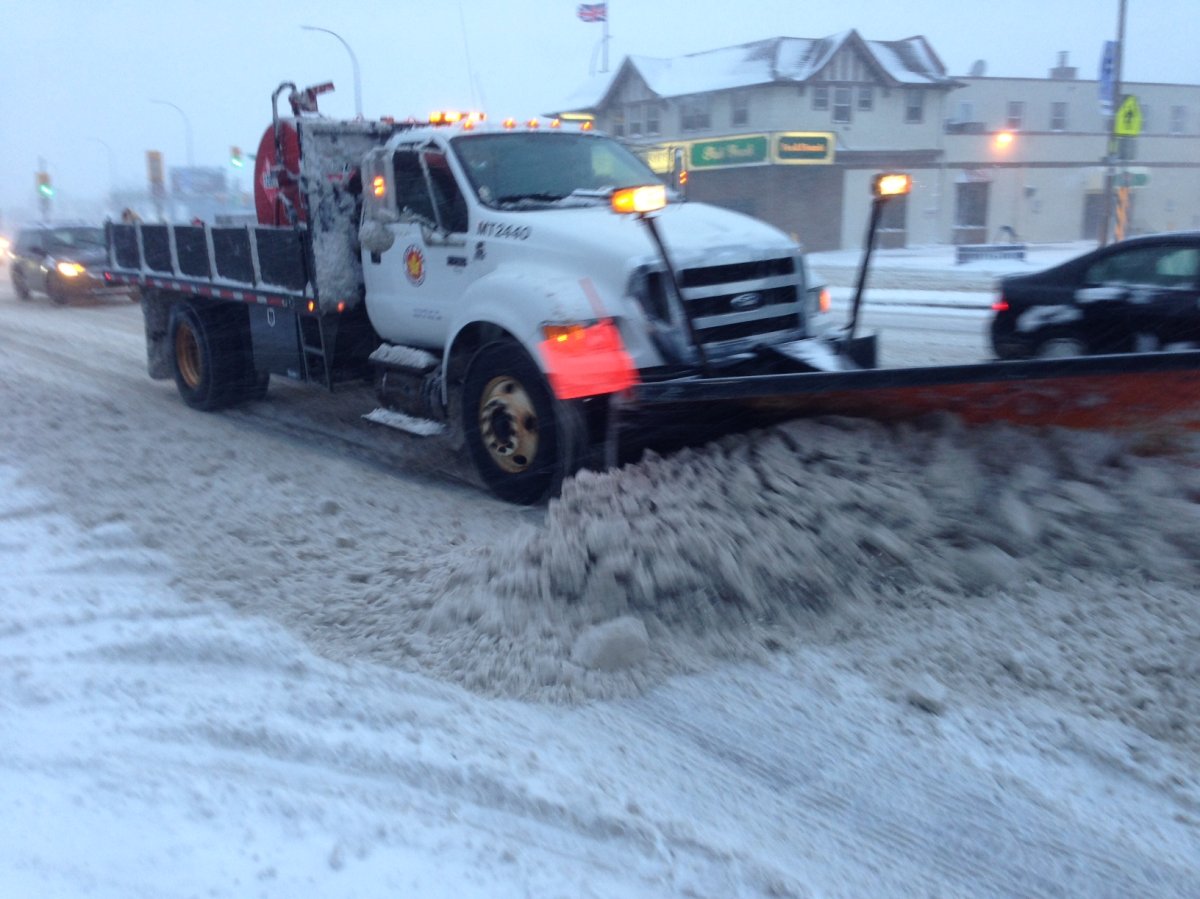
[905,90,924,123]
[858,86,874,111]
[645,103,660,136]
[623,102,661,138]
[609,109,625,137]
[1171,105,1186,135]
[1050,101,1068,131]
[731,92,749,126]
[957,101,974,123]
[833,86,852,123]
[627,104,643,137]
[680,96,711,131]
[1006,101,1024,130]
[813,85,829,111]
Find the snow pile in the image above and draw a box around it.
[299,415,1200,740]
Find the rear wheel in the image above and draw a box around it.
[462,341,583,504]
[169,302,262,410]
[1034,336,1086,358]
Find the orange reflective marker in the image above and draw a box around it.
[539,320,639,400]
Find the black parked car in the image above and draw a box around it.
[990,232,1200,359]
[8,224,133,304]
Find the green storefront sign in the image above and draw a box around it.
[775,133,835,164]
[689,135,769,168]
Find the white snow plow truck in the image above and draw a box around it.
[108,81,1200,503]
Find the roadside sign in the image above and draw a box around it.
[1098,40,1117,115]
[146,150,165,187]
[1114,95,1142,136]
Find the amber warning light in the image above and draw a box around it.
[610,184,667,215]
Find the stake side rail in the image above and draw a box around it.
[104,221,315,313]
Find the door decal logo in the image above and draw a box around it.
[404,245,426,286]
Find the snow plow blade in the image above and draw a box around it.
[633,350,1200,434]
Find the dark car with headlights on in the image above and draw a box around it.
[990,232,1200,359]
[9,224,133,304]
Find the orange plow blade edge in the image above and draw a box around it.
[632,351,1200,435]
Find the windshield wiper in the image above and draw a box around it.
[494,192,567,207]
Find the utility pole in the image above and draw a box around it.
[1099,0,1128,246]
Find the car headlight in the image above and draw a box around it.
[56,262,85,278]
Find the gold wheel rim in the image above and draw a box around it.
[175,321,203,389]
[478,375,539,474]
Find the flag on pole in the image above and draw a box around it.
[577,3,607,22]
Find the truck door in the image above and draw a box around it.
[361,144,475,348]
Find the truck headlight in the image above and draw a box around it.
[56,262,85,278]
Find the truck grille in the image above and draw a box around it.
[678,256,802,349]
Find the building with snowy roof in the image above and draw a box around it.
[553,33,1200,250]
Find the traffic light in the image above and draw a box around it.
[36,171,54,198]
[230,146,244,168]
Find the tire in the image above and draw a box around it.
[462,341,583,504]
[1034,336,1086,359]
[46,273,69,306]
[12,269,31,301]
[168,302,249,410]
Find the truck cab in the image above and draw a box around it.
[356,121,816,382]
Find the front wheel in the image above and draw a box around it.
[462,341,583,504]
[12,270,31,300]
[46,273,69,306]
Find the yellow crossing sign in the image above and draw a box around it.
[1115,95,1142,137]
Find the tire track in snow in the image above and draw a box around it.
[629,674,1197,898]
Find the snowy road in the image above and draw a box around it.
[2,280,1199,897]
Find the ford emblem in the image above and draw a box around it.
[730,292,763,310]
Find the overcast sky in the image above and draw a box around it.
[1,0,1195,220]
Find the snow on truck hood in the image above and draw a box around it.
[512,200,799,271]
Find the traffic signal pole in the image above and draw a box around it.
[1099,0,1127,247]
[37,156,51,222]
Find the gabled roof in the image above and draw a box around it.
[555,30,958,113]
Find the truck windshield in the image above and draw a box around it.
[451,132,663,210]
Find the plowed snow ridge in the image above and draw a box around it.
[299,416,1200,758]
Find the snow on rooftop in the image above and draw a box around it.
[555,31,952,111]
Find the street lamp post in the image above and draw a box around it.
[150,99,195,167]
[301,25,363,118]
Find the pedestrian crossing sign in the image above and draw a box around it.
[1115,95,1142,137]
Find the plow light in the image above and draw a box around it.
[873,173,912,199]
[610,184,667,215]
